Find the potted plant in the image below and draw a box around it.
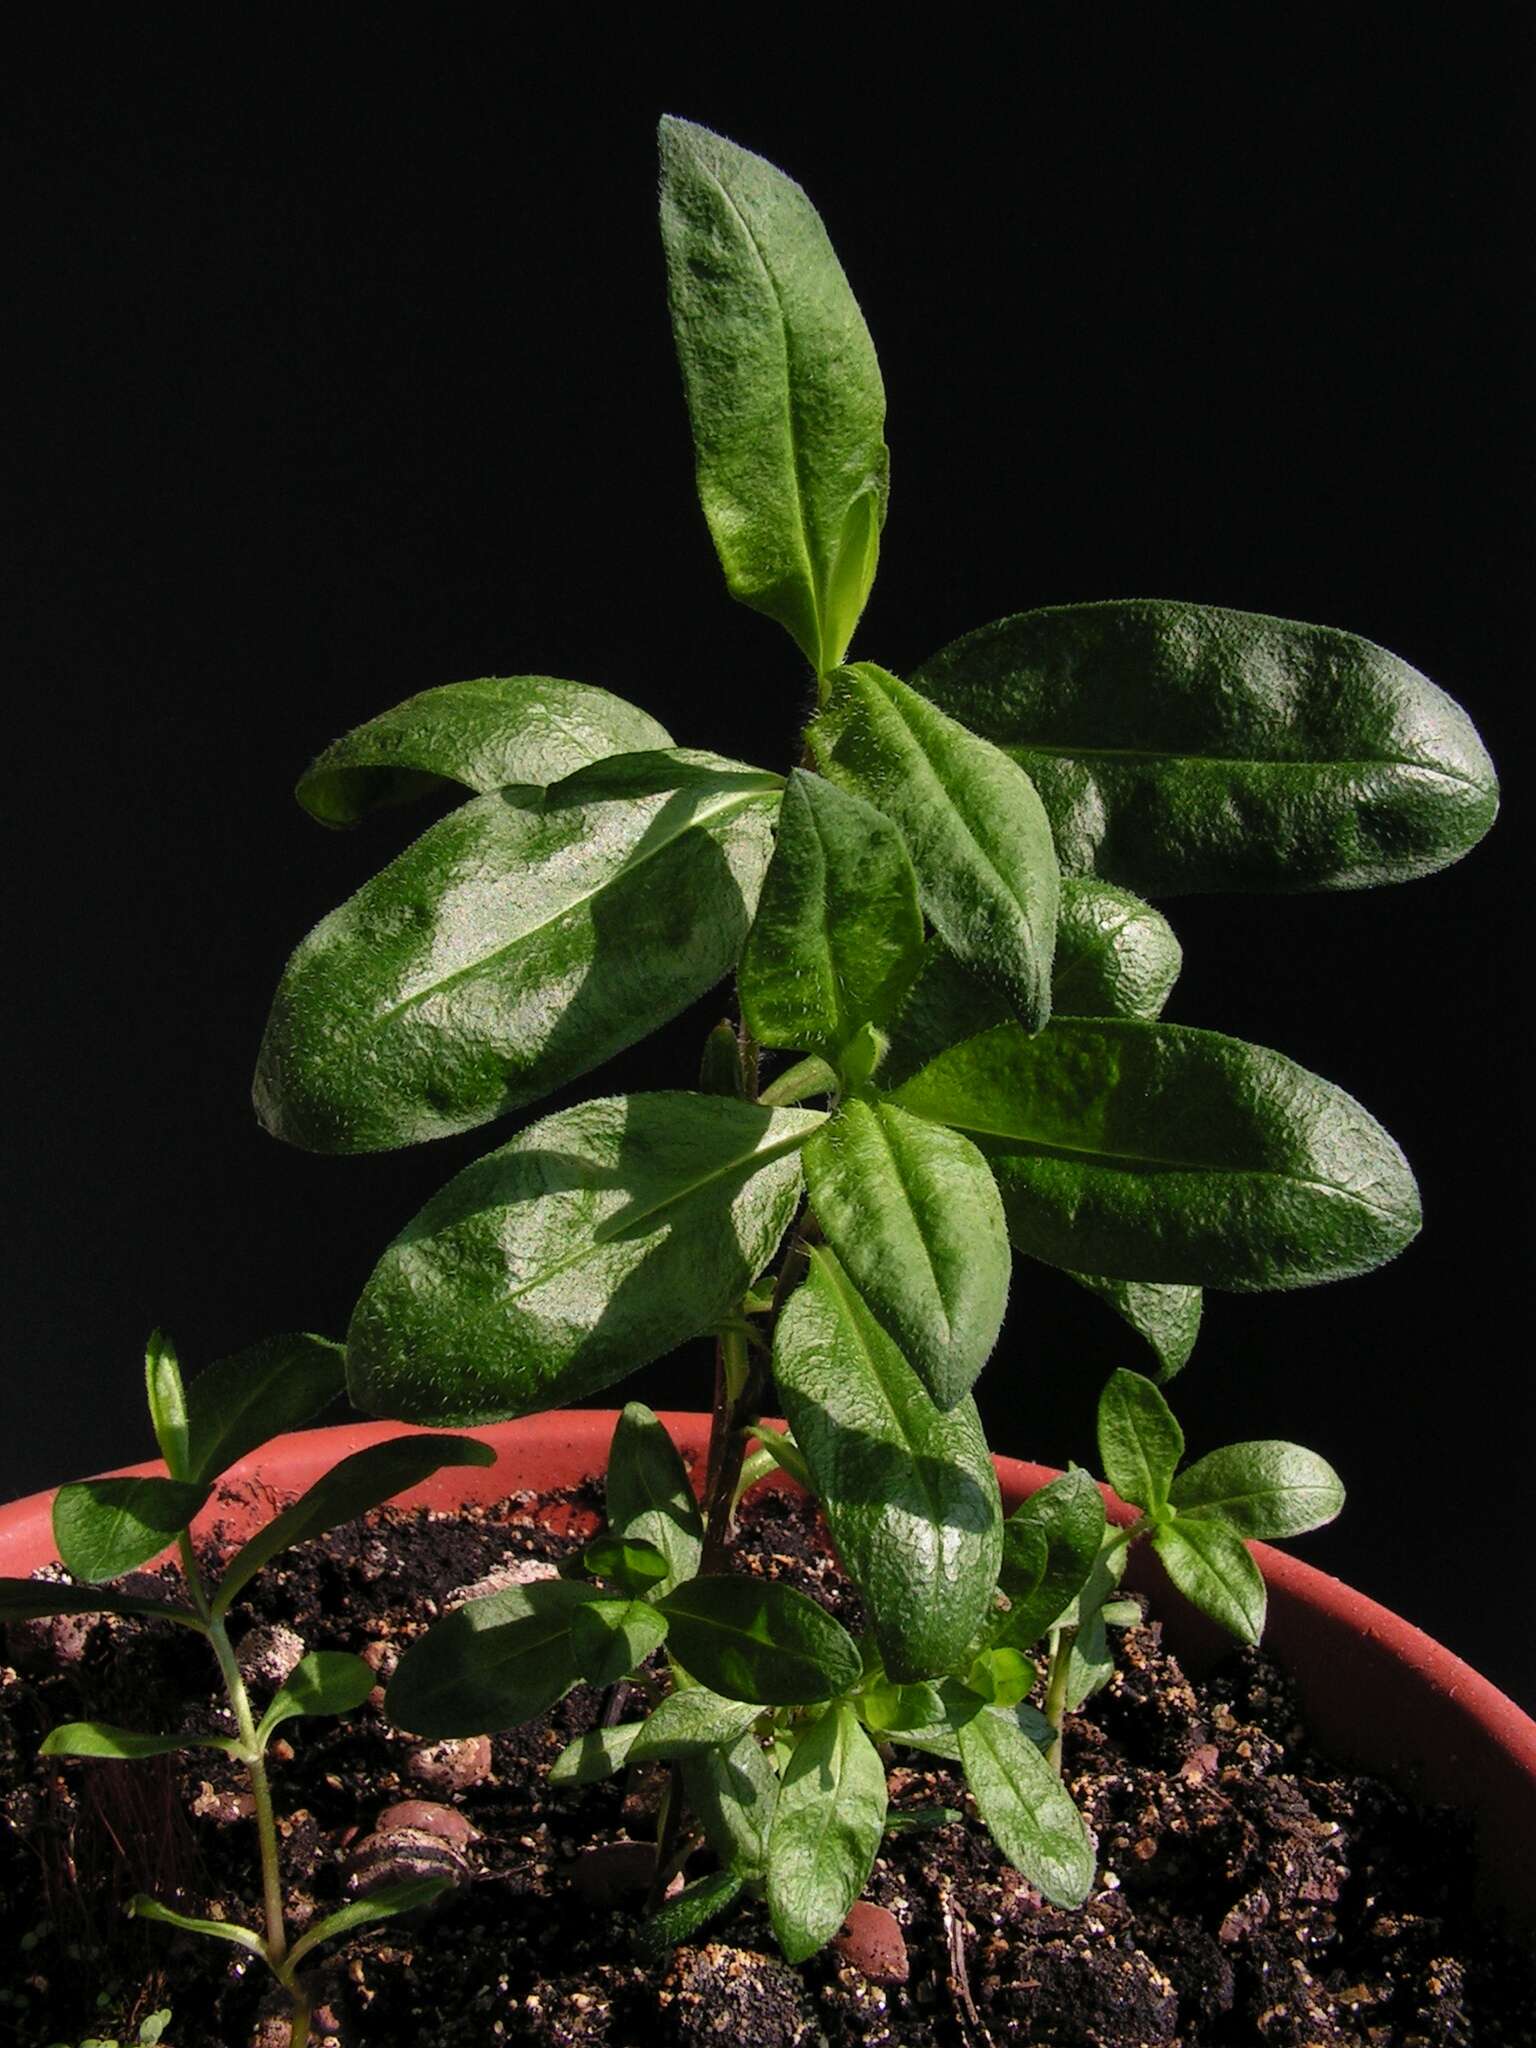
[4,116,1530,2045]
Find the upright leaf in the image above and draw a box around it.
[810,664,1059,1029]
[637,1870,745,1960]
[1152,1518,1267,1643]
[253,1652,375,1747]
[52,1476,209,1584]
[183,1333,346,1487]
[912,601,1499,892]
[953,1690,1095,1906]
[766,1702,888,1964]
[296,674,672,826]
[603,1403,704,1596]
[659,117,889,674]
[144,1331,189,1481]
[774,1246,1002,1679]
[802,1099,1009,1409]
[255,750,781,1152]
[995,1470,1106,1650]
[348,1096,821,1424]
[740,769,923,1063]
[1097,1370,1183,1515]
[1169,1440,1344,1537]
[892,1016,1421,1289]
[1051,880,1182,1019]
[683,1730,779,1879]
[656,1576,860,1704]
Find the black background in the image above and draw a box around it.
[6,18,1530,1704]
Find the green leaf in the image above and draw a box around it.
[658,117,888,674]
[628,1687,763,1761]
[995,1470,1106,1649]
[604,1404,705,1597]
[582,1534,671,1596]
[965,1648,1035,1709]
[810,663,1059,1030]
[255,749,782,1153]
[1051,880,1183,1020]
[1052,1268,1203,1381]
[387,1578,608,1737]
[911,600,1499,893]
[1152,1517,1267,1643]
[892,1015,1421,1290]
[766,1701,888,1964]
[211,1434,494,1618]
[682,1730,780,1879]
[656,1576,861,1705]
[129,1895,266,1957]
[1063,1536,1129,1711]
[699,1020,749,1098]
[0,1578,200,1627]
[549,1722,642,1787]
[295,675,673,827]
[568,1598,669,1686]
[183,1333,346,1487]
[347,1096,820,1425]
[801,1099,1009,1409]
[954,1691,1095,1906]
[286,1878,450,1970]
[253,1651,375,1748]
[773,1245,1002,1680]
[740,769,923,1064]
[1097,1369,1183,1514]
[52,1477,209,1584]
[1169,1440,1344,1538]
[39,1721,240,1761]
[636,1869,744,1960]
[144,1331,189,1481]
[882,1805,964,1835]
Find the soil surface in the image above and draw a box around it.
[2,1475,1532,2047]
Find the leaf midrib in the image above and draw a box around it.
[1002,740,1487,788]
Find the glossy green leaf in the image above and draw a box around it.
[604,1403,705,1597]
[549,1722,642,1787]
[659,117,888,674]
[740,769,923,1063]
[953,1690,1095,1906]
[802,1100,1008,1410]
[568,1597,669,1686]
[858,1676,947,1736]
[657,1575,861,1704]
[1152,1517,1267,1643]
[296,675,673,826]
[253,1651,375,1748]
[286,1879,450,1971]
[130,1895,265,1956]
[582,1534,671,1596]
[0,1578,199,1627]
[995,1470,1106,1649]
[636,1869,744,1960]
[1097,1369,1183,1514]
[965,1648,1035,1709]
[1051,880,1182,1019]
[211,1434,494,1618]
[911,600,1499,893]
[1169,1440,1344,1537]
[183,1333,346,1487]
[52,1476,209,1584]
[628,1687,763,1762]
[682,1730,780,1880]
[1054,1268,1203,1382]
[810,664,1059,1029]
[773,1245,1002,1679]
[387,1578,607,1737]
[255,749,782,1153]
[40,1720,240,1761]
[347,1096,820,1425]
[144,1331,189,1481]
[892,1015,1421,1290]
[766,1702,888,1964]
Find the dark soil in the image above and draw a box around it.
[3,1477,1532,2047]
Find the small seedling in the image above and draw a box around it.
[1,1331,494,2047]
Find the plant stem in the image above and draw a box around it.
[1043,1626,1073,1776]
[700,1324,754,1573]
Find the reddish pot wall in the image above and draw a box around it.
[4,1411,1533,1927]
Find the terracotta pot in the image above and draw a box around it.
[5,1410,1533,1928]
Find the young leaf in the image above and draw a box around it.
[285,1878,450,1971]
[1169,1440,1344,1537]
[52,1476,210,1584]
[1051,880,1183,1020]
[387,1578,609,1737]
[567,1598,669,1686]
[739,769,923,1063]
[766,1701,888,1964]
[144,1330,189,1481]
[1063,1536,1129,1711]
[911,600,1499,892]
[1152,1518,1267,1643]
[966,1648,1036,1708]
[0,1578,200,1627]
[656,1576,861,1704]
[604,1403,705,1596]
[892,1016,1421,1290]
[953,1690,1095,1906]
[211,1434,494,1617]
[1097,1369,1183,1515]
[773,1245,1002,1679]
[810,663,1059,1030]
[549,1722,642,1787]
[581,1534,671,1597]
[347,1096,821,1425]
[627,1687,763,1762]
[183,1332,346,1487]
[40,1721,240,1760]
[699,1019,749,1098]
[253,1651,375,1748]
[682,1730,779,1880]
[995,1469,1107,1649]
[255,750,782,1153]
[1051,1268,1203,1382]
[659,117,888,674]
[636,1869,744,1960]
[802,1099,1008,1410]
[295,674,672,827]
[130,1894,266,1956]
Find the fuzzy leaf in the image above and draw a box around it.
[581,1534,671,1596]
[1153,1517,1267,1643]
[568,1598,669,1686]
[604,1404,704,1596]
[954,1689,1095,1906]
[628,1688,763,1762]
[1169,1440,1344,1537]
[1053,1268,1203,1381]
[387,1578,609,1737]
[682,1731,779,1880]
[52,1476,209,1584]
[40,1720,240,1760]
[657,1576,861,1705]
[766,1702,888,1964]
[636,1869,744,1959]
[1051,880,1183,1019]
[549,1722,643,1786]
[254,1651,375,1748]
[183,1333,346,1486]
[286,1879,450,1970]
[144,1331,189,1480]
[995,1470,1107,1649]
[130,1896,266,1955]
[1097,1369,1183,1514]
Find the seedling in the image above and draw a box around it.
[1,1331,494,2047]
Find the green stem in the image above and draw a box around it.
[700,1324,754,1573]
[1043,1626,1073,1777]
